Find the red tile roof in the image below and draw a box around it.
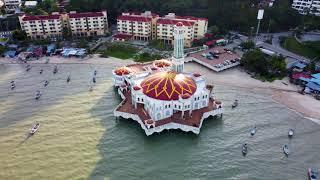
[157,18,195,26]
[69,12,105,18]
[291,72,311,80]
[117,15,152,22]
[154,59,172,68]
[22,15,61,21]
[175,16,208,21]
[113,33,133,40]
[114,67,132,76]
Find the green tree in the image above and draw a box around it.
[241,49,286,81]
[62,27,72,40]
[240,41,255,50]
[0,45,6,55]
[12,30,28,41]
[39,0,59,13]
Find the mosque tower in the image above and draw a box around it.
[172,22,185,73]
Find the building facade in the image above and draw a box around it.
[117,11,158,41]
[4,0,21,12]
[292,0,320,16]
[115,11,208,47]
[19,13,63,39]
[18,11,108,39]
[68,11,108,37]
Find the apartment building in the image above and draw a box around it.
[18,11,109,39]
[117,11,159,41]
[19,13,63,39]
[292,0,320,15]
[115,11,208,47]
[4,0,21,12]
[156,18,195,47]
[68,11,108,37]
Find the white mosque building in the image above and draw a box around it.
[112,22,223,136]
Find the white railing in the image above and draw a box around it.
[114,107,224,136]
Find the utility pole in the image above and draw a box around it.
[255,9,264,43]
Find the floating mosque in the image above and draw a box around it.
[112,22,223,136]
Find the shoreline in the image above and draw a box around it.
[1,56,319,120]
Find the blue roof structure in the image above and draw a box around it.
[61,48,86,57]
[306,82,320,91]
[294,62,307,69]
[46,44,56,54]
[312,73,320,79]
[299,77,311,82]
[4,51,17,58]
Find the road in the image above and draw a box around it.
[230,31,311,63]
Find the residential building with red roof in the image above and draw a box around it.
[68,11,108,37]
[18,11,108,39]
[115,11,208,47]
[117,11,159,41]
[19,12,63,39]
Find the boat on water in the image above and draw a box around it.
[67,75,71,83]
[53,66,58,74]
[30,122,40,135]
[26,66,31,72]
[35,90,42,100]
[93,77,96,83]
[232,100,238,109]
[250,126,256,136]
[288,128,294,138]
[11,83,15,90]
[242,143,248,156]
[44,80,49,87]
[283,144,290,156]
[308,168,319,180]
[94,70,97,76]
[40,69,43,74]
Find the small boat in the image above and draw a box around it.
[232,100,238,109]
[53,66,58,74]
[11,83,15,90]
[92,77,96,83]
[242,143,248,155]
[45,58,49,64]
[283,144,290,156]
[250,126,256,136]
[40,69,43,74]
[288,129,294,138]
[94,70,97,76]
[26,66,31,72]
[35,90,42,100]
[67,75,71,83]
[308,168,319,180]
[30,122,40,135]
[44,80,49,87]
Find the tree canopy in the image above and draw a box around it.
[67,0,320,33]
[241,49,286,81]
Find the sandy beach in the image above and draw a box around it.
[1,56,319,119]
